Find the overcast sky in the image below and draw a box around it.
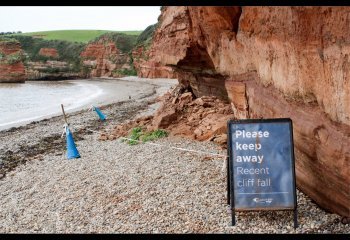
[0,6,161,32]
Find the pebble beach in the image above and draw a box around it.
[0,78,349,234]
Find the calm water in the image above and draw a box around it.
[0,80,104,130]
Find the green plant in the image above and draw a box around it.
[136,24,157,46]
[0,36,19,43]
[4,51,26,64]
[141,129,168,142]
[81,65,91,75]
[6,35,85,64]
[123,127,168,145]
[89,32,138,53]
[113,68,137,76]
[126,127,143,145]
[39,67,71,74]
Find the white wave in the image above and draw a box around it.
[0,81,105,130]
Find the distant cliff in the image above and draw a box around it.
[80,33,136,78]
[8,35,85,80]
[6,33,139,80]
[0,38,26,83]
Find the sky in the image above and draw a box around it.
[0,6,161,32]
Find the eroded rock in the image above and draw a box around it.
[101,89,234,149]
[140,6,350,217]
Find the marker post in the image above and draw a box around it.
[61,104,80,159]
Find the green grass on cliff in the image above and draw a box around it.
[14,30,142,43]
[136,24,157,47]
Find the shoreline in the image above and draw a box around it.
[0,77,348,233]
[0,77,177,177]
[0,77,177,131]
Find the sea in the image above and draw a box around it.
[0,79,153,131]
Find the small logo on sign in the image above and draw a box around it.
[253,198,273,204]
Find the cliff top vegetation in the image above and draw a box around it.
[9,30,142,43]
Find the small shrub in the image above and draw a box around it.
[3,51,26,64]
[0,36,19,43]
[113,68,137,76]
[141,129,168,142]
[89,32,138,53]
[136,24,157,46]
[127,127,143,145]
[123,127,168,145]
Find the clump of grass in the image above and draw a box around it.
[127,127,143,145]
[140,129,168,142]
[123,127,168,145]
[113,68,137,76]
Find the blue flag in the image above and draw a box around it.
[66,126,81,159]
[94,106,106,121]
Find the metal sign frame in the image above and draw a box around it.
[227,118,298,228]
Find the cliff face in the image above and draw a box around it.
[25,47,81,80]
[148,6,350,217]
[132,45,178,79]
[25,60,80,80]
[80,37,130,78]
[0,39,26,83]
[131,23,178,79]
[38,48,59,58]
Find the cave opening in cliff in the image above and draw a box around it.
[176,44,229,101]
[177,44,215,70]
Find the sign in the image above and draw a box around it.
[227,118,297,227]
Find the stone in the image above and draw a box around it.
[171,124,194,138]
[225,81,249,119]
[193,128,203,136]
[108,135,117,140]
[178,92,193,108]
[98,135,107,141]
[193,98,205,106]
[213,134,227,145]
[152,109,177,129]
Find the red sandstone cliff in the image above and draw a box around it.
[38,48,59,58]
[25,60,81,80]
[132,45,178,79]
[80,37,130,78]
[0,39,26,83]
[145,7,350,217]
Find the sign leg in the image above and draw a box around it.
[227,156,230,205]
[293,209,298,229]
[231,207,235,226]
